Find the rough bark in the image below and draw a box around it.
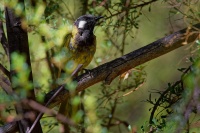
[5,2,42,133]
[1,23,200,132]
[47,23,200,107]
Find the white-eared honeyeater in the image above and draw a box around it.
[57,14,103,127]
[69,15,103,69]
[53,15,103,77]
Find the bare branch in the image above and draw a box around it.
[106,0,159,19]
[0,122,19,133]
[23,99,75,127]
[0,21,9,56]
[28,85,66,133]
[0,74,12,94]
[1,23,200,133]
[0,63,10,79]
[47,23,200,108]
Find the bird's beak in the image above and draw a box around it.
[95,16,104,21]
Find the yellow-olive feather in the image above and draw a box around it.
[57,15,103,126]
[68,26,96,68]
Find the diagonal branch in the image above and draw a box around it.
[1,23,200,133]
[0,21,9,56]
[0,63,10,78]
[46,23,200,108]
[0,74,12,94]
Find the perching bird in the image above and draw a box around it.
[53,14,103,131]
[52,14,103,77]
[69,15,103,69]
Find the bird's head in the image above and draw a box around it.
[74,14,103,33]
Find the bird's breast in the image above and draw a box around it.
[72,43,96,68]
[69,32,96,68]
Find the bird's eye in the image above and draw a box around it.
[78,21,87,28]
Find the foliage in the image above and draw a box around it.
[146,49,200,132]
[0,0,200,133]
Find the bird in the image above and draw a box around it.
[69,15,103,69]
[53,14,103,131]
[52,14,103,77]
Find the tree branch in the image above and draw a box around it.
[0,63,10,79]
[1,23,200,133]
[0,74,12,94]
[46,23,200,108]
[0,21,9,56]
[5,2,42,132]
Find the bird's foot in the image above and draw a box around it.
[71,64,83,78]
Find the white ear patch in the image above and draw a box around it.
[78,21,87,28]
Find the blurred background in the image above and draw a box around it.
[0,0,200,132]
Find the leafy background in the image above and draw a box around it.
[0,0,200,132]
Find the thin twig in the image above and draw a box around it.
[0,74,12,94]
[27,85,66,133]
[0,21,9,56]
[0,63,10,79]
[1,23,200,133]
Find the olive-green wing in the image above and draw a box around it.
[50,32,73,78]
[61,32,72,49]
